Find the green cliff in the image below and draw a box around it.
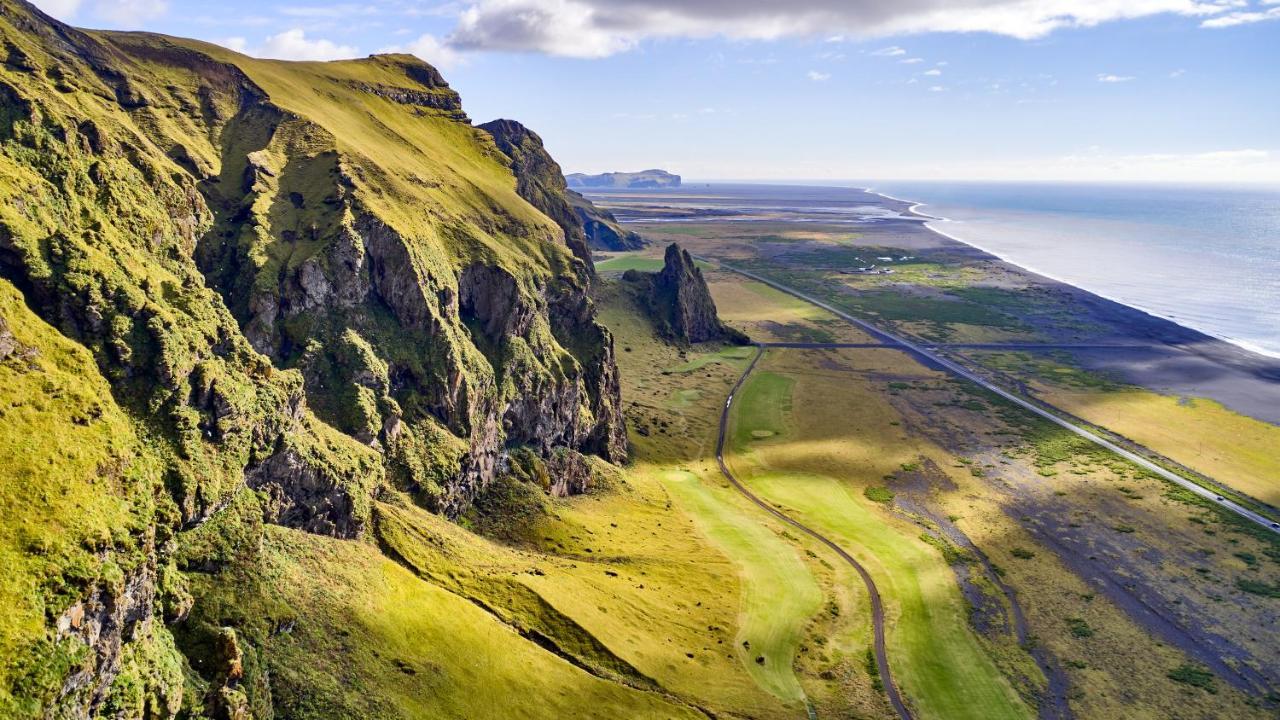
[0,0,631,715]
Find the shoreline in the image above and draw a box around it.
[862,187,1280,361]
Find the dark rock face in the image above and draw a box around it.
[626,243,748,345]
[478,118,593,275]
[567,190,645,251]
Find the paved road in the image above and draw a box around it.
[761,341,1154,351]
[935,343,1155,350]
[700,256,1280,535]
[716,345,915,720]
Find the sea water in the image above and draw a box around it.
[870,181,1280,358]
[599,181,1280,358]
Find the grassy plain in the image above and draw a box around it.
[726,352,1034,720]
[677,239,1280,718]
[596,283,894,718]
[972,351,1280,508]
[187,517,707,719]
[661,469,823,705]
[703,271,877,344]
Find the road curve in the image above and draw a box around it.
[716,344,915,720]
[700,256,1280,535]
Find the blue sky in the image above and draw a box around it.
[32,0,1280,183]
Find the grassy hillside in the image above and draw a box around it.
[0,0,628,715]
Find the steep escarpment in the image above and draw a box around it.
[477,120,645,253]
[568,189,645,250]
[0,0,625,716]
[624,243,747,345]
[478,118,594,272]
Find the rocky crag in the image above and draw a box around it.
[567,189,645,251]
[477,118,595,272]
[0,0,626,715]
[624,243,748,345]
[480,119,644,253]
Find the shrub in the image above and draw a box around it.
[864,648,883,692]
[1065,618,1094,638]
[1232,552,1258,567]
[1235,578,1280,598]
[1167,664,1216,693]
[864,486,895,504]
[1010,547,1035,559]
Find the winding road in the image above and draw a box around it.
[700,256,1280,536]
[716,344,915,720]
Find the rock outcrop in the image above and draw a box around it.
[567,189,645,251]
[624,243,748,345]
[478,120,645,253]
[478,118,594,274]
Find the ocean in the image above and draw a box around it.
[602,181,1280,359]
[869,182,1280,359]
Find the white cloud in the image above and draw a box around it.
[807,70,831,81]
[1169,68,1186,77]
[928,85,945,92]
[381,33,462,68]
[1097,73,1135,82]
[32,0,167,24]
[442,0,1249,57]
[1200,5,1280,26]
[923,68,941,75]
[30,0,81,19]
[243,29,360,61]
[450,0,635,57]
[899,57,924,64]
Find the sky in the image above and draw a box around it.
[30,0,1280,183]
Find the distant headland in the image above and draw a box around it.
[566,169,681,188]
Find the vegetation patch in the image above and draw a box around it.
[864,486,895,504]
[920,533,972,565]
[1166,664,1217,694]
[1234,578,1280,598]
[1065,618,1094,638]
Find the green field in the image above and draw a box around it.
[662,470,823,707]
[726,361,1033,720]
